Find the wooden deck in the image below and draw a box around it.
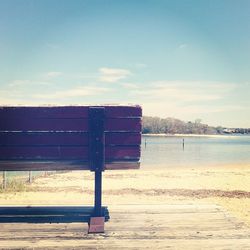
[0,204,249,249]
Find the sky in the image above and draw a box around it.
[0,0,249,127]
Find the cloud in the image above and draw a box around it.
[134,63,147,69]
[120,83,139,89]
[9,80,51,87]
[9,80,31,87]
[122,80,244,125]
[179,43,188,49]
[141,101,248,121]
[34,86,110,99]
[125,80,239,121]
[131,80,236,103]
[99,67,131,83]
[46,71,63,77]
[0,85,111,105]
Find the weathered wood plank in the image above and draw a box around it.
[0,105,142,170]
[0,106,142,119]
[0,106,89,118]
[0,206,108,215]
[0,204,249,249]
[105,132,141,145]
[0,160,139,171]
[0,132,89,146]
[105,162,140,170]
[0,146,89,159]
[0,118,141,132]
[104,106,142,117]
[0,132,141,146]
[106,146,140,160]
[0,206,109,223]
[0,145,140,160]
[0,118,88,131]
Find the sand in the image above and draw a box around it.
[0,164,249,226]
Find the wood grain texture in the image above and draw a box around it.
[0,118,141,132]
[0,146,140,160]
[0,204,249,249]
[0,105,142,170]
[0,106,142,119]
[0,160,140,171]
[0,132,141,146]
[0,206,109,223]
[0,132,89,146]
[0,146,89,160]
[105,132,141,145]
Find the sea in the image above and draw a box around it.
[141,135,250,169]
[4,134,250,180]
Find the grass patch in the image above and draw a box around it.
[0,179,29,193]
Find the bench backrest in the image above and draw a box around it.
[0,106,142,171]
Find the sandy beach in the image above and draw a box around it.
[0,164,249,226]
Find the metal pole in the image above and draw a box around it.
[28,171,32,183]
[94,170,102,216]
[89,107,105,217]
[2,171,6,189]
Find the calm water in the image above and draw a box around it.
[141,135,250,169]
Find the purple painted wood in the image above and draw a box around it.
[0,132,141,146]
[0,132,89,146]
[0,161,140,171]
[0,106,141,119]
[0,105,142,170]
[106,146,140,160]
[0,118,88,131]
[105,132,141,145]
[106,118,141,132]
[0,118,141,132]
[0,146,89,160]
[0,146,140,160]
[0,106,88,118]
[104,106,142,117]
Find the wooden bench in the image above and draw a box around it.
[0,105,142,233]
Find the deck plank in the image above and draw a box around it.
[0,204,249,249]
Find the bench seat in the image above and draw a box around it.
[0,206,109,223]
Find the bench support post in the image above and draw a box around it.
[94,170,102,216]
[88,107,105,233]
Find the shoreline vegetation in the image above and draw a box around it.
[142,133,250,138]
[142,116,250,135]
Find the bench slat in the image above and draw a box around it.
[0,106,142,118]
[0,145,140,160]
[0,206,109,215]
[0,206,110,223]
[0,118,141,132]
[106,132,141,145]
[0,215,109,223]
[0,132,89,146]
[0,132,141,146]
[0,161,140,170]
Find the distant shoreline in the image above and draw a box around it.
[142,133,249,138]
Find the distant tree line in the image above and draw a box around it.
[142,116,250,135]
